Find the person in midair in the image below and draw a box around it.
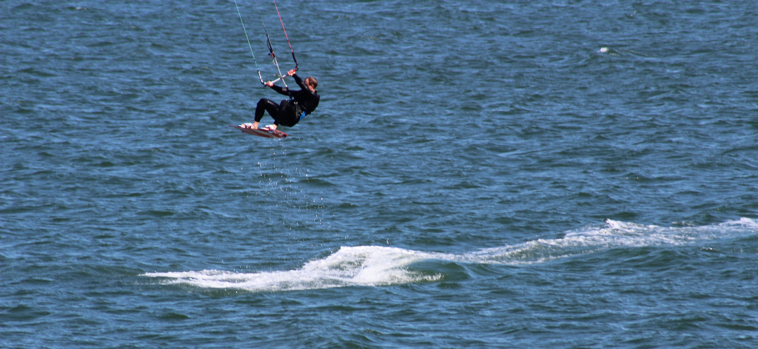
[247,69,319,130]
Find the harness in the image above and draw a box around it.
[292,100,307,122]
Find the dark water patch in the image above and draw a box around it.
[0,304,52,323]
[18,277,54,285]
[156,311,191,321]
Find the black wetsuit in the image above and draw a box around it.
[254,74,320,127]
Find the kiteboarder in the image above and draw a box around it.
[248,69,319,130]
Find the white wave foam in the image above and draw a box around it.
[144,218,757,292]
[458,218,758,265]
[144,246,442,292]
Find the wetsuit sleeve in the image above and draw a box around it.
[293,74,308,90]
[270,84,290,96]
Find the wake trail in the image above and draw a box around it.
[144,218,758,292]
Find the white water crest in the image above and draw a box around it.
[145,246,442,292]
[144,218,758,292]
[456,217,758,265]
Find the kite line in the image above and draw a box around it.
[233,0,299,86]
[232,0,264,84]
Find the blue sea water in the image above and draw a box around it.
[2,0,758,347]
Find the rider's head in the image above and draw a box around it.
[305,77,318,90]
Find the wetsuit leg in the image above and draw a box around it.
[276,100,299,127]
[255,98,280,123]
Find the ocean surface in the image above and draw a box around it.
[2,0,758,347]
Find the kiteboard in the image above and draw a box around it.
[229,124,288,139]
